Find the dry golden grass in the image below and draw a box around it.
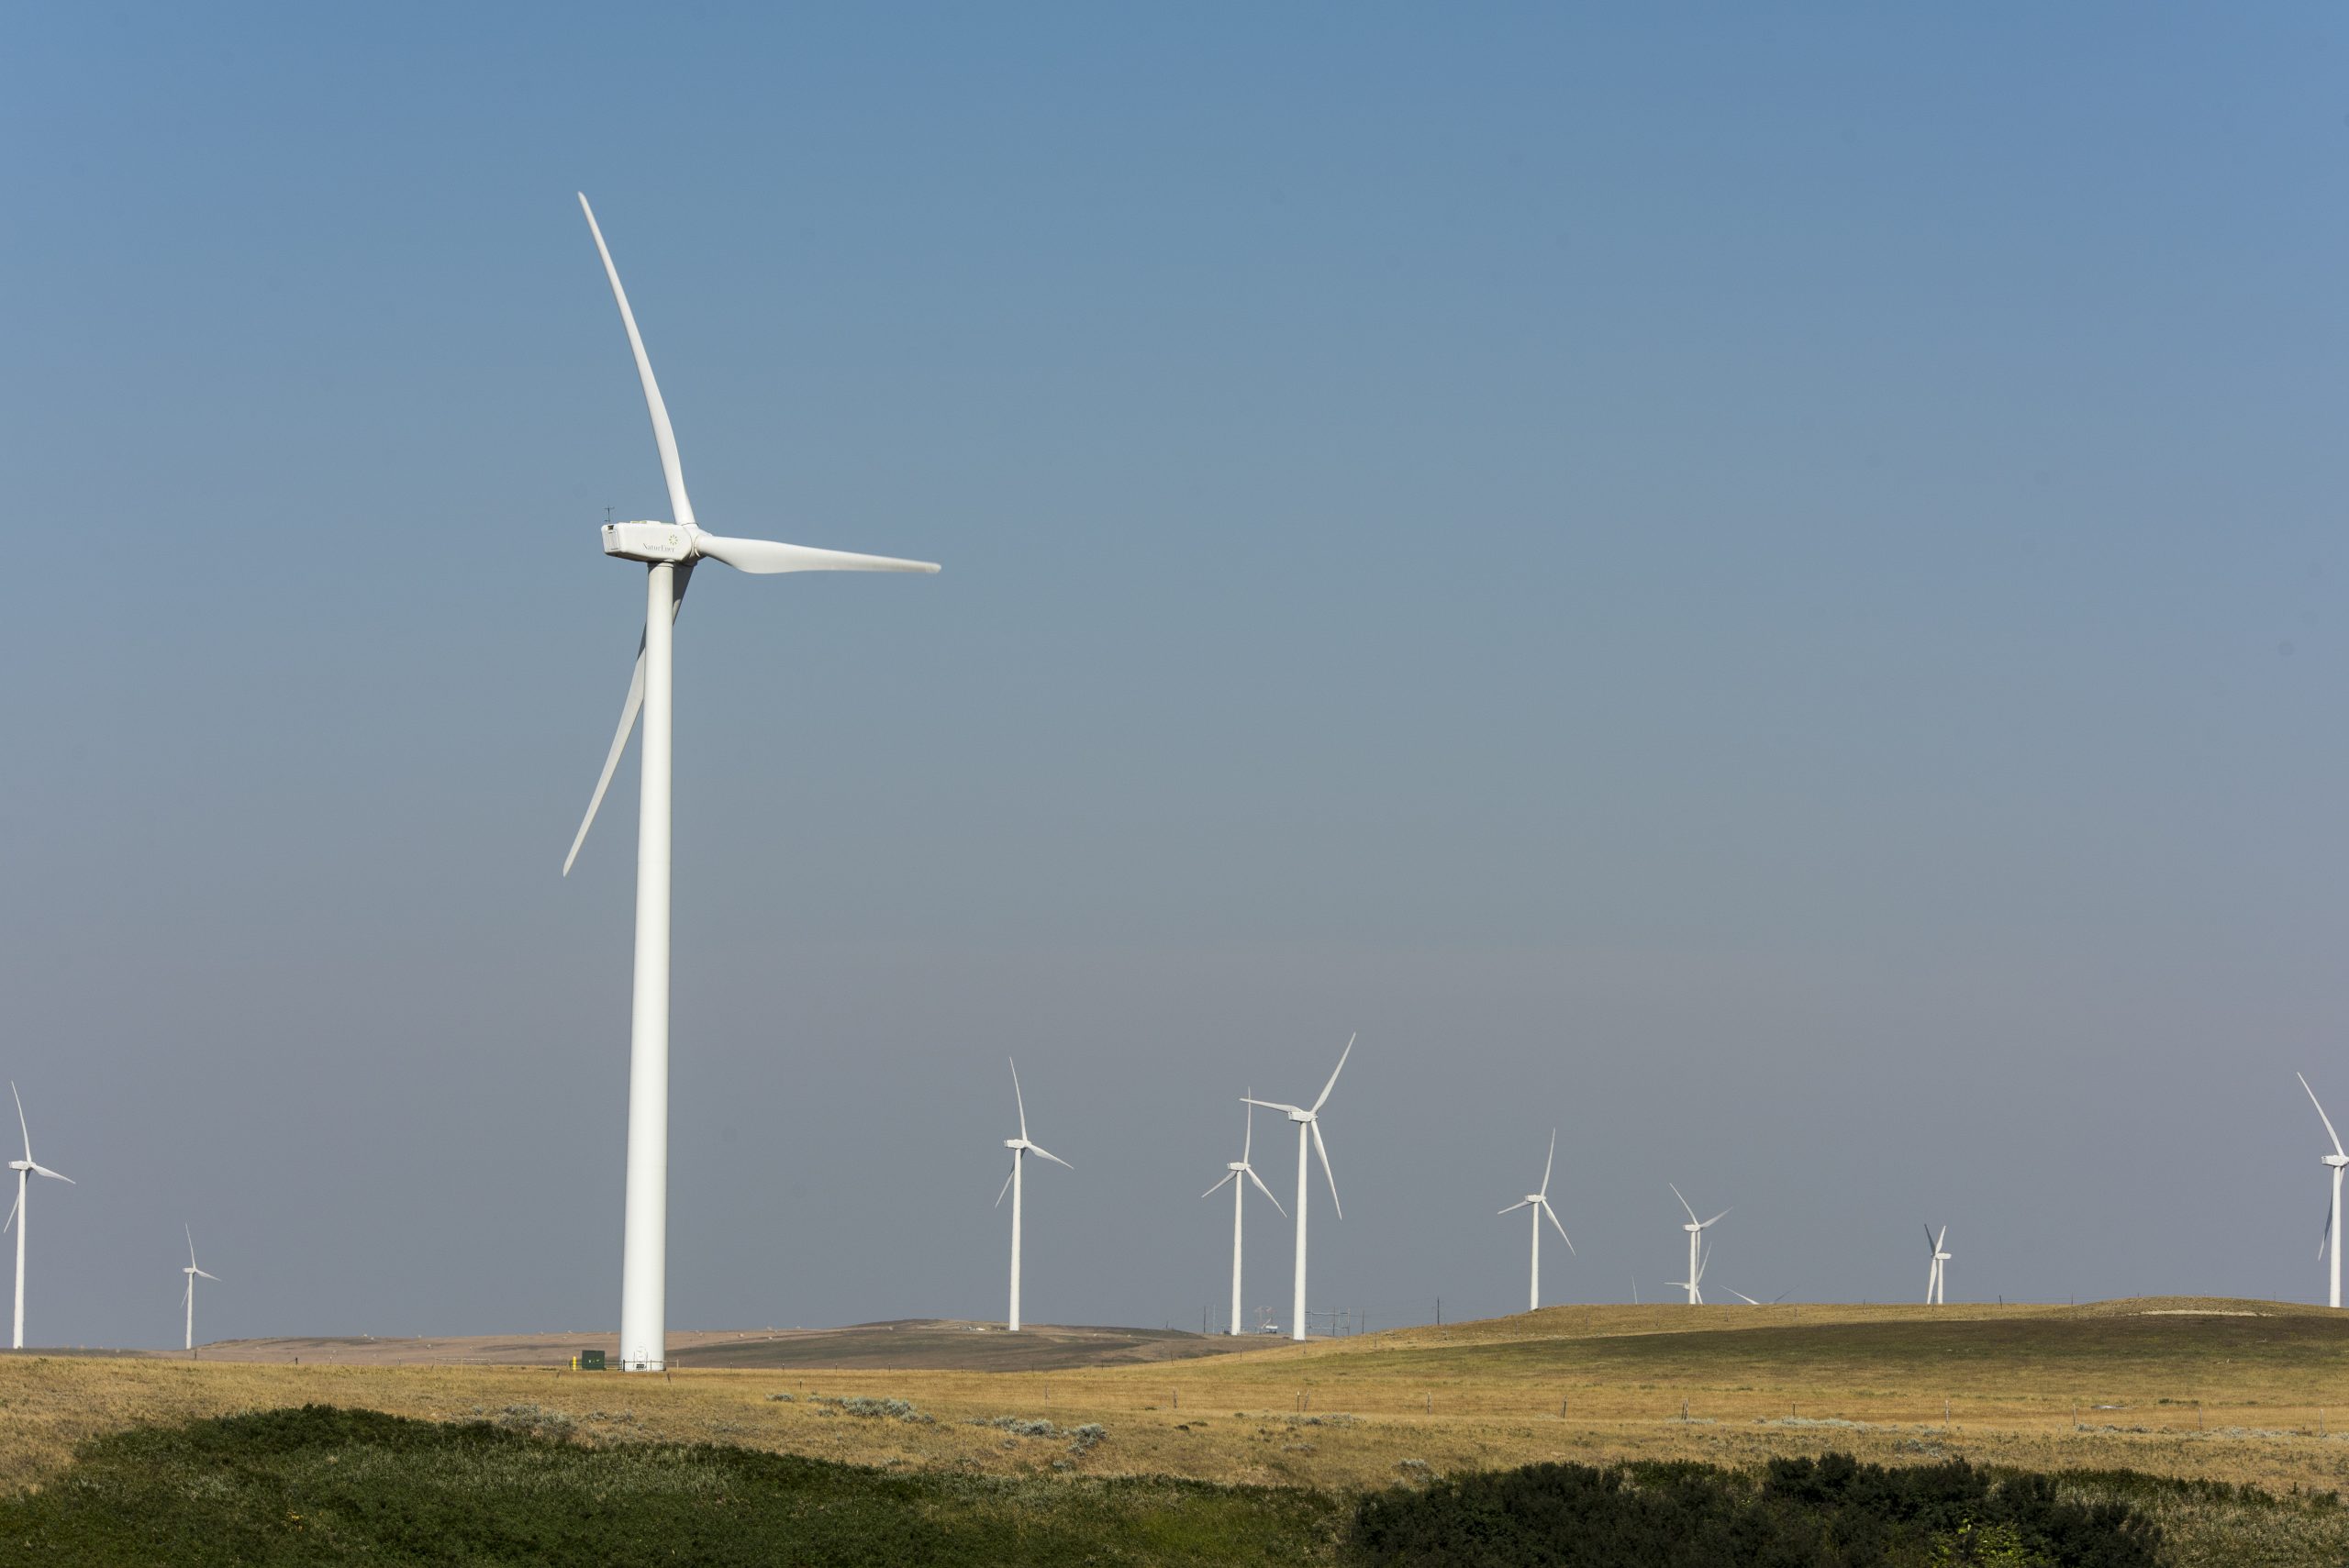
[8,1296,2349,1501]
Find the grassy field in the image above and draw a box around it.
[0,1406,1342,1566]
[7,1298,2349,1562]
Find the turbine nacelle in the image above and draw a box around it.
[2325,1155,2349,1171]
[603,521,695,562]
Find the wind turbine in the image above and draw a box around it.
[1244,1033,1353,1341]
[1496,1130,1572,1312]
[1668,1184,1727,1305]
[1923,1224,1952,1306]
[4,1084,72,1351]
[996,1058,1071,1333]
[2301,1073,2348,1308]
[180,1226,220,1352]
[1202,1094,1283,1335]
[562,195,940,1372]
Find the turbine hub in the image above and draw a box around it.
[602,520,696,563]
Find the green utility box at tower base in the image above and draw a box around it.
[571,1351,606,1371]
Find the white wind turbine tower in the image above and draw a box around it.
[562,195,940,1372]
[1496,1130,1572,1313]
[1667,1238,1712,1307]
[1244,1033,1353,1341]
[2300,1073,2348,1308]
[1202,1095,1284,1336]
[4,1084,72,1351]
[1923,1224,1952,1306]
[996,1059,1071,1333]
[1668,1184,1727,1305]
[180,1226,220,1352]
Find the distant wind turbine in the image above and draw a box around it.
[1203,1095,1284,1336]
[1923,1224,1952,1306]
[2301,1073,2348,1309]
[180,1226,220,1351]
[1244,1033,1354,1341]
[562,194,940,1372]
[1496,1130,1572,1312]
[1726,1288,1792,1307]
[4,1084,72,1350]
[996,1059,1071,1333]
[1668,1184,1727,1305]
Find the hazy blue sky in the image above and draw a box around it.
[6,4,2349,1349]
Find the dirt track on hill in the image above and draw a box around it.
[77,1319,1269,1373]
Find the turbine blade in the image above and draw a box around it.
[11,1083,28,1165]
[693,535,940,576]
[1309,1032,1355,1114]
[1542,1197,1574,1253]
[31,1166,72,1184]
[1310,1120,1341,1220]
[1244,1164,1286,1217]
[186,1223,197,1269]
[995,1161,1017,1208]
[1729,1289,1759,1306]
[1,1188,17,1235]
[1028,1144,1073,1171]
[1538,1129,1555,1198]
[1925,1222,1937,1254]
[1241,1093,1253,1163]
[195,1269,220,1283]
[1935,1224,1948,1251]
[1699,1209,1731,1230]
[1241,1098,1302,1115]
[1669,1183,1698,1225]
[577,194,696,530]
[1203,1172,1240,1199]
[562,562,694,876]
[2324,1192,2334,1260]
[1497,1200,1532,1215]
[1010,1057,1028,1141]
[2305,1073,2348,1157]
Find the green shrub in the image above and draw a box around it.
[1350,1451,2161,1568]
